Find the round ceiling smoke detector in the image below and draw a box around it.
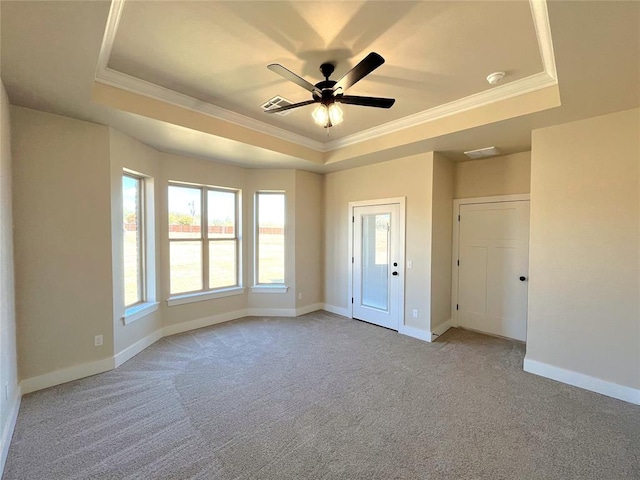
[486,71,505,85]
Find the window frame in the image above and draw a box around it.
[168,182,241,298]
[123,172,146,308]
[254,191,286,288]
[118,167,159,325]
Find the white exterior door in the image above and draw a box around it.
[352,204,401,330]
[457,201,530,341]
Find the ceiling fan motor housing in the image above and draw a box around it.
[315,63,338,103]
[317,87,338,105]
[319,62,335,79]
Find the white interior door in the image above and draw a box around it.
[457,201,530,341]
[352,204,401,330]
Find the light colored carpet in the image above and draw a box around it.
[3,311,639,479]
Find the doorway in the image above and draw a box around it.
[452,195,530,341]
[349,198,405,330]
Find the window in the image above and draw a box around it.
[121,170,157,323]
[123,174,144,307]
[169,184,240,296]
[256,192,285,285]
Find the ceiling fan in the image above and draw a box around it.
[265,52,395,128]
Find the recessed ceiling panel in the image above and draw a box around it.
[108,0,543,142]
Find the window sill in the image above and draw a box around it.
[167,287,245,307]
[251,285,289,294]
[122,302,159,325]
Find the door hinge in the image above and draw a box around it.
[458,214,460,221]
[352,256,354,264]
[351,297,354,304]
[456,304,459,310]
[457,259,459,266]
[352,216,355,223]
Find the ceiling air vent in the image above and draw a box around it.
[261,96,294,116]
[463,146,500,159]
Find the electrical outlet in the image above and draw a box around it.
[412,309,418,318]
[407,260,413,269]
[297,292,303,300]
[94,334,103,347]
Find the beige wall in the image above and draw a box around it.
[527,108,639,390]
[324,153,434,332]
[454,151,531,199]
[295,170,324,309]
[109,129,162,355]
[8,98,638,410]
[0,80,19,460]
[430,153,454,329]
[12,106,114,379]
[9,106,322,384]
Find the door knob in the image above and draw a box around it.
[519,276,527,281]
[392,271,398,276]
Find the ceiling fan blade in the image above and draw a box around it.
[333,52,385,93]
[267,64,321,96]
[335,95,395,108]
[264,99,318,114]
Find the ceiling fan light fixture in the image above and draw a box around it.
[312,104,329,126]
[328,103,343,126]
[312,103,343,128]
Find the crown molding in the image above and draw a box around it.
[96,0,124,75]
[530,0,557,80]
[322,71,556,151]
[95,67,326,151]
[95,0,325,152]
[96,0,558,155]
[324,0,559,151]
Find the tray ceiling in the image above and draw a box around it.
[6,1,636,171]
[102,0,548,145]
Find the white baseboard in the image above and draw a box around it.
[163,309,248,337]
[20,356,116,395]
[114,329,163,367]
[322,304,350,317]
[399,324,434,342]
[18,306,342,396]
[246,308,297,317]
[0,389,21,478]
[399,319,453,343]
[431,318,454,338]
[295,303,323,316]
[164,306,323,340]
[523,357,640,406]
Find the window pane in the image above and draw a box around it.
[123,175,141,306]
[169,186,201,239]
[361,214,389,311]
[375,214,390,265]
[170,241,203,294]
[209,240,236,288]
[258,193,285,284]
[208,190,236,239]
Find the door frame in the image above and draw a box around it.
[451,194,530,328]
[348,197,406,330]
